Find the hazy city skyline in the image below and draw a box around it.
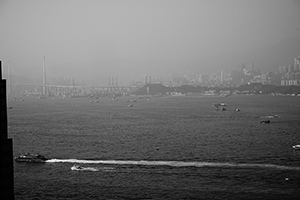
[1,0,300,81]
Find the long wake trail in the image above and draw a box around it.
[46,159,300,171]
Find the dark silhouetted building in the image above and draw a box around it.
[0,60,14,199]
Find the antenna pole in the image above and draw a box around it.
[43,56,46,95]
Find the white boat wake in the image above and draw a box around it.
[46,159,300,171]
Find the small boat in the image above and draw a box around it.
[292,145,300,150]
[71,164,98,171]
[15,153,48,163]
[260,120,270,124]
[212,103,227,111]
[71,164,84,170]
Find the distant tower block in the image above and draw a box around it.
[283,65,287,73]
[220,71,224,83]
[279,66,283,74]
[115,77,118,86]
[251,62,254,71]
[288,65,292,73]
[0,60,15,199]
[241,62,246,72]
[149,76,151,84]
[108,77,111,86]
[145,76,148,84]
[294,58,299,71]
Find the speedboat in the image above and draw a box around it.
[15,153,48,163]
[292,145,300,150]
[71,164,98,171]
[71,164,84,170]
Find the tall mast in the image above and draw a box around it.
[43,56,46,96]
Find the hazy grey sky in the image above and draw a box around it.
[0,0,299,79]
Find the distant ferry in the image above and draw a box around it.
[15,153,48,163]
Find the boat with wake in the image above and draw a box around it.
[292,145,300,150]
[71,164,99,171]
[15,153,48,163]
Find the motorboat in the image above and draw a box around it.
[15,153,48,163]
[71,164,84,170]
[260,120,270,124]
[212,103,227,111]
[71,164,98,171]
[292,145,300,150]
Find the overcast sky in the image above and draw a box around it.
[0,0,300,80]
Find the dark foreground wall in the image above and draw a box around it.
[0,60,14,200]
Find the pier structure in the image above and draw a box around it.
[0,60,14,199]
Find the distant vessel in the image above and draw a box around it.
[213,103,227,111]
[15,153,48,163]
[292,145,300,150]
[71,164,98,171]
[260,120,270,124]
[71,164,83,170]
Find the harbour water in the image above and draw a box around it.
[8,95,300,199]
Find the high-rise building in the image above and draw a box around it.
[296,58,300,71]
[251,62,254,72]
[279,66,283,74]
[283,65,287,73]
[296,72,300,81]
[220,71,224,83]
[288,65,292,73]
[0,60,15,199]
[294,58,298,71]
[241,63,246,72]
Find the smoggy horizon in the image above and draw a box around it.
[1,0,300,81]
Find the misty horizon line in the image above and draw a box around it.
[1,36,300,81]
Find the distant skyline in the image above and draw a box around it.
[1,0,300,80]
